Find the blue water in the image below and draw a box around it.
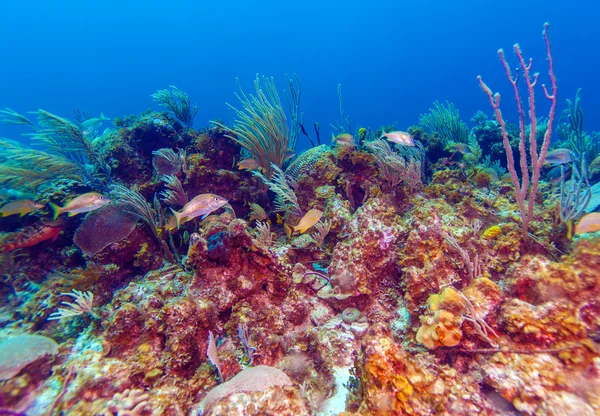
[1,0,598,150]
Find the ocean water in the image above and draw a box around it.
[1,0,599,149]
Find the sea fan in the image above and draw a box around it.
[73,203,139,256]
[152,148,185,176]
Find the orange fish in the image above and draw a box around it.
[380,130,414,147]
[292,209,323,234]
[575,213,600,235]
[1,220,63,253]
[0,199,44,217]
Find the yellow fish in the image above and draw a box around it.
[575,213,600,235]
[237,158,260,171]
[500,173,513,184]
[248,203,268,222]
[49,192,110,220]
[0,199,44,217]
[445,142,471,155]
[292,209,323,234]
[482,225,502,240]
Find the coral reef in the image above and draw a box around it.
[1,77,599,416]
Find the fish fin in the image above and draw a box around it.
[19,211,27,217]
[200,213,209,220]
[68,211,77,217]
[51,233,60,242]
[379,127,386,139]
[170,208,181,230]
[49,202,61,221]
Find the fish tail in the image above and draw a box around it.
[170,208,182,229]
[49,202,62,221]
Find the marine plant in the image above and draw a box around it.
[159,174,188,207]
[252,163,301,216]
[110,184,175,263]
[211,75,295,177]
[330,83,352,135]
[364,139,422,191]
[557,158,592,236]
[0,108,112,190]
[0,139,81,191]
[419,100,469,144]
[151,85,198,128]
[47,290,95,321]
[478,23,557,237]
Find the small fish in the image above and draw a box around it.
[575,213,600,235]
[544,148,575,165]
[445,142,471,155]
[480,167,499,182]
[357,127,367,139]
[0,199,44,217]
[237,158,260,171]
[546,165,570,183]
[333,133,356,146]
[292,209,323,234]
[1,220,63,253]
[482,225,502,240]
[169,193,228,229]
[380,130,414,147]
[248,203,268,222]
[50,192,110,220]
[81,113,110,136]
[500,173,514,184]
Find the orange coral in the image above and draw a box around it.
[416,287,465,349]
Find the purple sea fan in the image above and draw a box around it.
[152,148,186,176]
[74,203,139,256]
